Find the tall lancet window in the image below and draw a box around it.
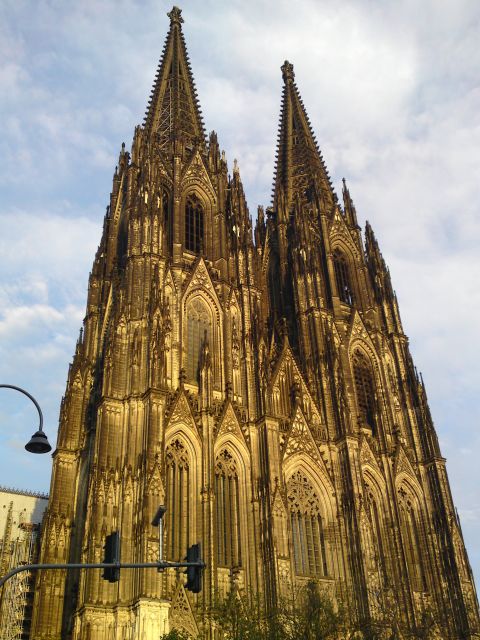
[353,351,377,433]
[365,487,387,583]
[215,449,242,568]
[399,490,426,592]
[287,471,328,577]
[185,195,204,254]
[187,298,211,383]
[165,439,190,560]
[333,249,353,305]
[162,189,171,250]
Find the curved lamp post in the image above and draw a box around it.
[0,384,52,454]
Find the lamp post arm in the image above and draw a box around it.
[0,384,44,432]
[0,560,206,589]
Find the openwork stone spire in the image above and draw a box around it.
[143,6,206,148]
[273,60,335,210]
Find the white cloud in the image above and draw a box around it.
[0,211,100,281]
[0,210,98,492]
[0,304,64,336]
[0,0,479,587]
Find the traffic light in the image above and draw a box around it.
[102,531,121,582]
[185,543,203,593]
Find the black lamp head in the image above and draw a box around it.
[152,505,167,526]
[25,430,52,454]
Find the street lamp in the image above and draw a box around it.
[0,384,52,454]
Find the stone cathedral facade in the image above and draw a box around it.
[31,7,479,640]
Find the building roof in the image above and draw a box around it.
[0,485,49,500]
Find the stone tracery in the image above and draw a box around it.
[287,471,328,577]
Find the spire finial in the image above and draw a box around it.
[281,60,295,84]
[167,6,184,26]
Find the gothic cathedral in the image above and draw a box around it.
[31,7,479,639]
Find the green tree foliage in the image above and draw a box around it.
[159,581,345,640]
[275,581,347,640]
[159,630,192,640]
[208,581,348,640]
[160,581,444,640]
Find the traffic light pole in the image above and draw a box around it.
[0,505,205,592]
[0,559,206,589]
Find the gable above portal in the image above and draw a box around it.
[270,342,324,429]
[347,310,376,354]
[329,206,361,260]
[165,390,201,441]
[394,444,419,483]
[181,149,217,203]
[215,401,249,447]
[182,257,221,316]
[359,435,383,476]
[281,407,331,483]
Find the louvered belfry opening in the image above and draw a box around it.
[333,249,353,305]
[186,298,211,383]
[185,196,204,254]
[162,189,171,250]
[353,351,376,432]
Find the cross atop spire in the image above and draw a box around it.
[143,6,205,149]
[273,61,335,212]
[281,60,295,83]
[167,6,184,25]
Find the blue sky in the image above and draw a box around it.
[1,0,479,586]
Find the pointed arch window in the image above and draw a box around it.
[353,351,376,433]
[277,362,295,417]
[398,490,426,592]
[287,471,328,577]
[165,439,190,560]
[370,498,386,576]
[185,195,204,254]
[186,298,212,383]
[215,449,242,568]
[365,487,387,584]
[162,189,171,249]
[333,249,353,305]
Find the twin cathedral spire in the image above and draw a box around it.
[30,7,479,640]
[144,6,205,147]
